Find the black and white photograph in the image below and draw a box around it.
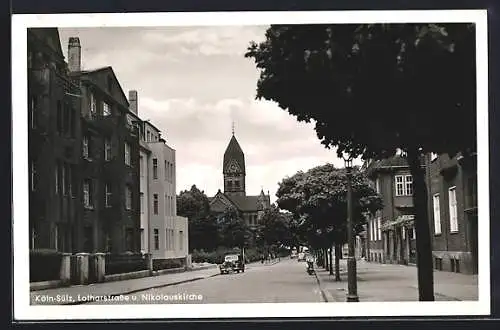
[12,10,489,320]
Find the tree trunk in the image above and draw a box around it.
[329,247,334,275]
[407,149,435,301]
[324,248,329,270]
[335,243,341,281]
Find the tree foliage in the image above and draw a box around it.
[276,164,383,247]
[177,185,218,251]
[246,23,475,301]
[218,206,252,249]
[256,204,293,249]
[245,23,476,159]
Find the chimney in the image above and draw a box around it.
[129,90,138,115]
[67,37,81,72]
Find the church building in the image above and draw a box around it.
[209,131,271,228]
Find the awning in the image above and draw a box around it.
[381,215,415,231]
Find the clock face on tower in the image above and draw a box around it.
[227,160,241,173]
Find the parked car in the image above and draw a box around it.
[219,254,245,274]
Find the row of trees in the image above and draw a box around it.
[275,164,383,280]
[246,23,476,300]
[176,185,296,255]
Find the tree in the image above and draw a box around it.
[177,185,218,251]
[246,23,475,301]
[276,164,382,280]
[218,206,252,249]
[257,204,292,253]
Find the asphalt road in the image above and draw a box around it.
[87,258,325,304]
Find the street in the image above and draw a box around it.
[87,258,324,304]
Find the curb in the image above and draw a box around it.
[60,272,220,305]
[314,271,337,303]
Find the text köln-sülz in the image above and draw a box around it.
[32,294,131,303]
[140,293,203,302]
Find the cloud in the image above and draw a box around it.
[56,26,362,205]
[141,26,267,57]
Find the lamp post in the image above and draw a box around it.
[343,154,359,302]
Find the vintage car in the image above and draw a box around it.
[219,254,245,274]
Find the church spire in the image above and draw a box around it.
[232,121,235,136]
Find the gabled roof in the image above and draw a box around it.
[223,135,245,174]
[79,66,130,109]
[209,190,270,212]
[29,28,64,61]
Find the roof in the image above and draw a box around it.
[29,28,65,61]
[79,66,130,108]
[364,155,425,177]
[209,191,270,212]
[223,135,245,174]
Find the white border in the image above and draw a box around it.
[12,10,490,320]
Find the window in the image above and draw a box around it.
[104,138,112,161]
[395,175,413,196]
[179,231,183,250]
[30,160,36,191]
[235,180,240,188]
[170,163,174,180]
[30,96,37,129]
[60,163,67,195]
[433,194,441,234]
[125,185,132,210]
[63,102,70,135]
[57,101,62,134]
[124,142,131,165]
[83,179,92,208]
[70,164,77,197]
[377,217,382,241]
[140,192,144,213]
[105,184,112,208]
[53,224,59,251]
[82,136,89,159]
[368,219,375,241]
[165,194,168,215]
[140,156,144,177]
[90,92,97,115]
[147,131,151,142]
[402,226,406,240]
[154,229,159,250]
[153,158,158,179]
[412,226,416,239]
[375,178,380,194]
[54,163,59,194]
[431,153,438,161]
[103,102,111,117]
[449,187,458,232]
[140,229,145,251]
[164,161,168,181]
[153,194,159,215]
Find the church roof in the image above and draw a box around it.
[223,135,245,174]
[209,193,270,212]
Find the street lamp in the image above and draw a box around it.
[342,153,359,302]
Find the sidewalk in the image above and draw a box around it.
[315,259,478,302]
[30,266,220,305]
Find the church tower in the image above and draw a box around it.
[223,129,246,197]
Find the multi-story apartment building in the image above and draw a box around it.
[364,154,421,265]
[128,90,189,261]
[28,28,82,252]
[363,151,478,275]
[66,36,141,253]
[426,152,477,274]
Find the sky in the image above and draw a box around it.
[58,26,362,203]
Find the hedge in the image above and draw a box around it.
[105,252,148,275]
[30,249,63,282]
[191,247,262,264]
[153,257,185,271]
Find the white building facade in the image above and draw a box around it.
[128,90,189,262]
